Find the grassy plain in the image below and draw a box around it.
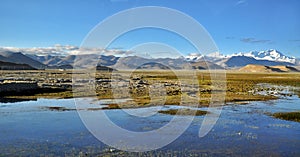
[2,70,300,108]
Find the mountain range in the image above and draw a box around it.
[186,49,297,65]
[0,50,45,69]
[0,49,299,71]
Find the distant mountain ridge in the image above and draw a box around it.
[186,49,297,65]
[0,51,45,69]
[238,49,296,64]
[27,54,119,68]
[0,48,299,70]
[219,56,294,68]
[186,49,299,68]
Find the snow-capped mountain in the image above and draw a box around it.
[1,47,298,70]
[242,49,296,64]
[185,53,204,61]
[185,52,228,62]
[185,49,297,65]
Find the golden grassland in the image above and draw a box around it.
[2,70,300,109]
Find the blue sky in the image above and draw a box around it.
[0,0,299,57]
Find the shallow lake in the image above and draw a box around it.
[0,96,299,156]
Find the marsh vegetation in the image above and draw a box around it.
[272,111,300,122]
[158,108,208,116]
[1,70,300,109]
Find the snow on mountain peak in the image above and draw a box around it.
[185,49,296,64]
[243,49,296,64]
[185,52,227,61]
[185,53,203,61]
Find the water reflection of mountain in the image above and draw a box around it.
[0,97,37,103]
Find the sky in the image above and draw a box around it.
[0,0,300,57]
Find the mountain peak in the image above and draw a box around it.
[185,53,203,61]
[244,49,296,64]
[184,49,298,67]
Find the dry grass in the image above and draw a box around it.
[102,104,121,110]
[272,111,300,122]
[1,70,300,108]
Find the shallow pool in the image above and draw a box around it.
[0,96,299,156]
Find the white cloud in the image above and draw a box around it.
[0,45,135,56]
[235,0,248,6]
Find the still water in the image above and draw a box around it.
[0,96,299,156]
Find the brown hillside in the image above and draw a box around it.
[239,64,299,73]
[270,65,299,72]
[239,64,273,73]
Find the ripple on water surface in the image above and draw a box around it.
[0,95,299,156]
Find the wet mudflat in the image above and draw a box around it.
[0,96,299,156]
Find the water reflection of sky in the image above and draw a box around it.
[0,96,299,156]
